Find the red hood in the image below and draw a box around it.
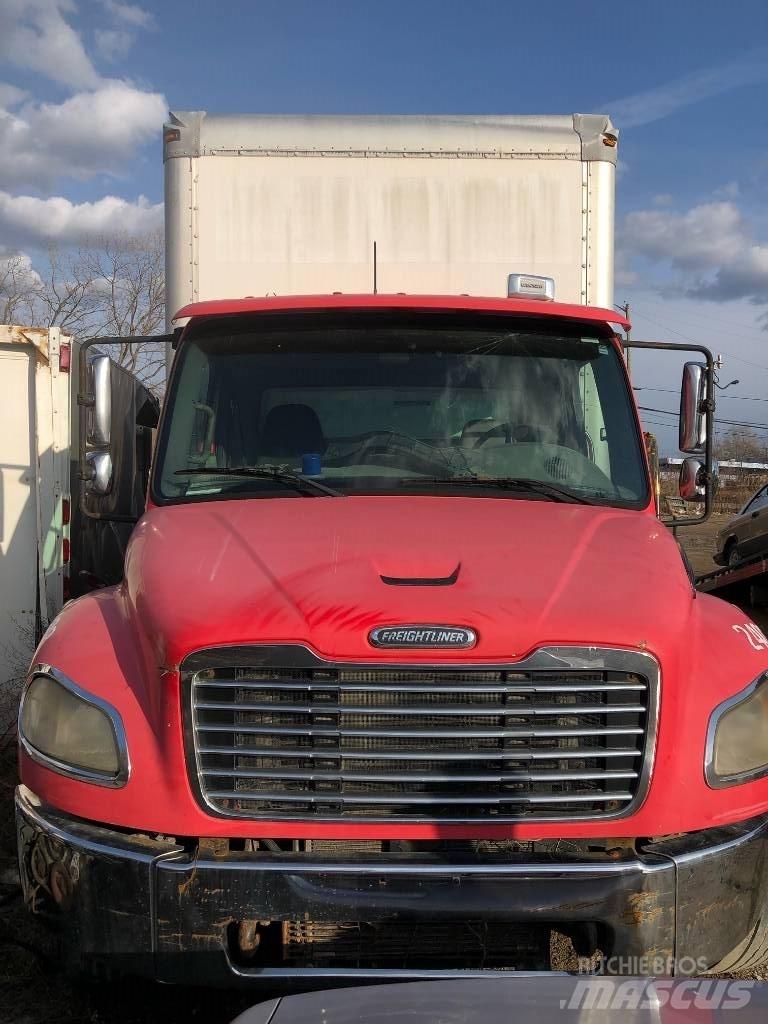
[124,496,692,668]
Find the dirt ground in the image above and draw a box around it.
[0,516,762,1022]
[0,746,256,1024]
[675,512,725,577]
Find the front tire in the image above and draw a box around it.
[727,541,741,568]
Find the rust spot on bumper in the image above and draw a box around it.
[622,891,663,927]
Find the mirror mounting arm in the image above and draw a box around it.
[624,338,716,528]
[77,333,173,523]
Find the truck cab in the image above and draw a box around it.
[15,290,768,983]
[14,112,768,984]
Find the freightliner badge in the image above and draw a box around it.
[368,625,477,649]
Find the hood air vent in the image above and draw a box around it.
[380,564,460,587]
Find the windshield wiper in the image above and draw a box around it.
[399,475,596,505]
[174,466,344,497]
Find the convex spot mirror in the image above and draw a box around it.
[86,450,113,496]
[679,457,706,502]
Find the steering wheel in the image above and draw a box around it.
[472,422,557,448]
[336,430,457,471]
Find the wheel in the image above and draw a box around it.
[726,541,741,568]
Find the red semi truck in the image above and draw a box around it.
[14,114,768,983]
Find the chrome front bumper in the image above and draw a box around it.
[15,785,768,986]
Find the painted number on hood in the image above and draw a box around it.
[733,623,768,652]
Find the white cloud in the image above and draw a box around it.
[0,82,166,190]
[101,0,154,29]
[0,1,165,191]
[713,181,740,200]
[607,50,768,129]
[0,83,29,108]
[0,0,156,88]
[0,0,165,281]
[0,191,163,248]
[693,246,768,303]
[614,248,638,289]
[620,198,768,306]
[0,0,100,90]
[0,251,43,322]
[94,28,134,62]
[96,1,155,61]
[0,251,42,287]
[624,201,746,271]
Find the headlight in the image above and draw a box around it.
[706,673,768,788]
[19,667,128,787]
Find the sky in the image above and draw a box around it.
[1,0,768,453]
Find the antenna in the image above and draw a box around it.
[373,241,377,295]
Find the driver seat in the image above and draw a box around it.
[261,404,327,459]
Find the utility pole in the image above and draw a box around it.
[615,301,631,375]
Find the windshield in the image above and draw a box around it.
[154,312,649,507]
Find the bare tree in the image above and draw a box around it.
[77,231,166,396]
[78,231,165,336]
[21,232,167,396]
[714,428,768,464]
[35,246,98,338]
[0,253,39,324]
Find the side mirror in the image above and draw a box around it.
[679,362,707,454]
[87,354,112,446]
[86,450,113,496]
[679,457,705,502]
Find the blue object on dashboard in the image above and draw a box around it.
[302,453,322,476]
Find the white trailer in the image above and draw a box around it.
[0,326,161,724]
[163,112,618,327]
[0,326,71,720]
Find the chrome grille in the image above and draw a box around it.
[187,647,656,822]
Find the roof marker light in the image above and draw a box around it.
[507,274,555,302]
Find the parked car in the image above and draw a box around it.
[230,978,768,1024]
[715,484,768,566]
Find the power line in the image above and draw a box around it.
[630,310,700,345]
[635,305,768,337]
[638,405,768,431]
[641,423,765,442]
[631,309,768,373]
[635,385,768,403]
